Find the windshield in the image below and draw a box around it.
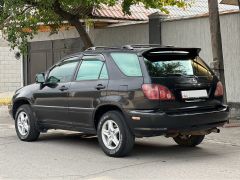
[144,57,213,77]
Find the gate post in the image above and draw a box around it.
[148,12,167,45]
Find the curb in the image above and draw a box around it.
[0,92,14,106]
[224,122,240,128]
[0,97,11,106]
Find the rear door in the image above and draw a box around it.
[142,48,221,111]
[68,55,109,129]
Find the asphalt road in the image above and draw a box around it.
[0,106,240,180]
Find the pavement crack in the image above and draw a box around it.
[24,160,166,179]
[82,159,166,179]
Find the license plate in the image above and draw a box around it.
[181,90,208,99]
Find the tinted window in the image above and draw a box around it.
[47,61,78,83]
[145,57,213,77]
[145,59,193,77]
[99,64,108,79]
[111,53,142,76]
[76,60,104,80]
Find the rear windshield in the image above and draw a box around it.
[144,57,213,77]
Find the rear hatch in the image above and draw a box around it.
[142,48,223,112]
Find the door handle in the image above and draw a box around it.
[95,84,106,90]
[59,85,68,91]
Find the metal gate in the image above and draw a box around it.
[25,38,83,84]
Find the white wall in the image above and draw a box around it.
[0,34,22,92]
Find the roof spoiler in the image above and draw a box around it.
[142,47,201,61]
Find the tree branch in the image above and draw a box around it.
[4,0,93,48]
[0,6,33,30]
[52,0,93,48]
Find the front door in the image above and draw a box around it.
[68,55,109,129]
[33,58,80,127]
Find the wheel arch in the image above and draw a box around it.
[93,104,130,130]
[12,98,31,119]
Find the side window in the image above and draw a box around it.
[47,60,78,83]
[110,53,142,76]
[99,64,108,79]
[76,60,105,81]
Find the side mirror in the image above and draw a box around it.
[35,73,45,83]
[46,76,60,84]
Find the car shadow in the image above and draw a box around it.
[132,140,219,160]
[38,132,99,147]
[37,132,222,160]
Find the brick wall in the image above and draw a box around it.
[0,36,22,92]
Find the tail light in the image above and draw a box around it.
[214,81,224,97]
[142,84,175,100]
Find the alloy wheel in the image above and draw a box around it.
[17,112,30,136]
[101,120,121,150]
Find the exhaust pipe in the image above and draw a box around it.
[210,128,220,133]
[165,128,220,137]
[187,128,220,135]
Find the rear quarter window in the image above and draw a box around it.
[110,53,142,76]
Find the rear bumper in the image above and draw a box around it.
[127,105,229,137]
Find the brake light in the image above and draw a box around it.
[142,84,175,100]
[214,81,224,97]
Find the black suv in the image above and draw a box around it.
[10,45,229,157]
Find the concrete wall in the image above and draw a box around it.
[0,34,22,92]
[161,13,240,104]
[93,23,149,46]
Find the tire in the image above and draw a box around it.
[15,104,40,141]
[173,135,205,147]
[97,111,135,157]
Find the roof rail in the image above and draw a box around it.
[122,44,162,50]
[85,46,120,51]
[85,45,175,51]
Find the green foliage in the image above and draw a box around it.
[0,0,3,12]
[0,0,188,54]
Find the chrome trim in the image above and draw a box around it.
[33,105,68,109]
[135,128,168,131]
[69,107,94,110]
[185,99,206,103]
[33,105,94,110]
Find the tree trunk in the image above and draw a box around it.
[68,17,93,49]
[52,0,93,49]
[208,0,227,103]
